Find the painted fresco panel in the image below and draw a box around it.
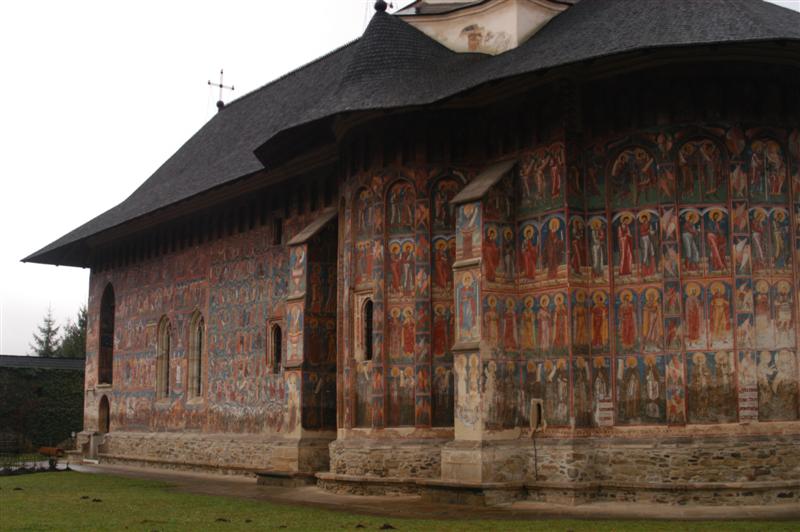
[613,211,636,282]
[518,142,565,215]
[285,301,304,367]
[355,362,371,428]
[687,351,737,424]
[703,208,730,275]
[758,350,799,421]
[610,147,657,208]
[640,286,663,353]
[432,365,454,427]
[454,353,481,434]
[573,356,592,427]
[483,360,519,430]
[665,354,686,425]
[387,181,416,235]
[707,281,733,349]
[616,355,666,425]
[518,220,540,282]
[683,282,706,350]
[288,246,307,297]
[387,366,416,427]
[590,290,610,354]
[456,203,481,260]
[540,214,566,283]
[750,207,770,273]
[455,270,479,343]
[585,148,606,211]
[431,237,455,295]
[431,303,454,359]
[587,215,609,282]
[572,289,590,354]
[749,139,787,203]
[738,351,759,423]
[569,215,588,279]
[543,357,570,426]
[615,288,639,354]
[592,356,613,427]
[677,139,726,203]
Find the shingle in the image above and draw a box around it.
[25,0,800,266]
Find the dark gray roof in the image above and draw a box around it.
[26,0,800,266]
[0,355,85,371]
[394,1,487,16]
[395,1,579,16]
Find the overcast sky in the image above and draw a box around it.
[1,0,798,356]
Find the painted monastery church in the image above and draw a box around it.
[26,0,800,505]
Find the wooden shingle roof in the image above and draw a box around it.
[25,0,800,267]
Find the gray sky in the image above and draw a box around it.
[1,0,798,355]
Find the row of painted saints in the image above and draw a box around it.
[482,204,792,286]
[476,277,794,357]
[602,138,789,209]
[355,178,461,236]
[517,136,791,215]
[475,348,797,428]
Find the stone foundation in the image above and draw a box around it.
[96,431,332,475]
[320,432,800,506]
[328,437,446,479]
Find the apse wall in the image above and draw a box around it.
[476,124,800,433]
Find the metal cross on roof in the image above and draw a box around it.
[208,69,234,109]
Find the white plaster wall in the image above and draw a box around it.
[401,0,566,55]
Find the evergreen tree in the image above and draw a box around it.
[58,306,87,358]
[30,306,61,357]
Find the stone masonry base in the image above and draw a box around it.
[328,437,447,479]
[319,433,800,506]
[95,431,333,476]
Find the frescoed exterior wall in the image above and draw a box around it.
[340,170,464,434]
[82,202,338,472]
[78,61,800,503]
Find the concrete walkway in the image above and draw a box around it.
[71,463,800,521]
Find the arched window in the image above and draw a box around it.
[271,324,282,374]
[98,284,115,385]
[156,317,171,399]
[188,312,204,398]
[364,299,374,362]
[98,395,110,434]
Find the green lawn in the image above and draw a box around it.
[1,472,797,531]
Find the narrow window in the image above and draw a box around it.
[188,313,204,398]
[364,299,374,362]
[156,317,171,399]
[98,284,115,385]
[272,218,283,245]
[98,395,110,434]
[271,324,282,374]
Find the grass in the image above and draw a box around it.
[1,472,798,531]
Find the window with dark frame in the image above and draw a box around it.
[364,299,373,362]
[272,324,282,374]
[156,318,171,399]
